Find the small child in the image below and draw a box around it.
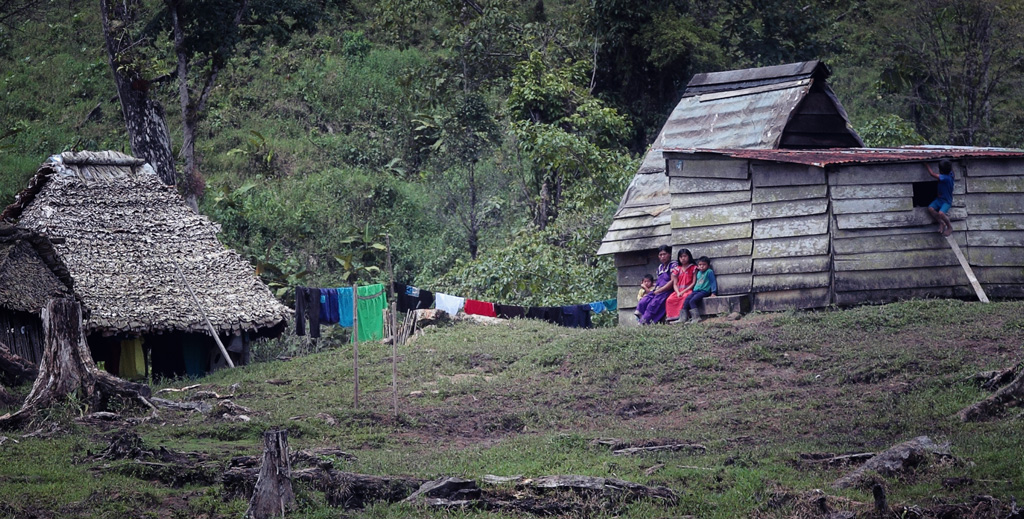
[926,158,955,237]
[634,274,655,320]
[682,256,717,324]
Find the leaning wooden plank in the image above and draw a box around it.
[705,255,752,275]
[675,158,749,179]
[966,215,1024,231]
[829,163,934,186]
[673,222,752,244]
[752,272,830,291]
[751,163,826,187]
[753,255,831,275]
[832,220,965,238]
[672,202,751,228]
[672,191,751,210]
[834,232,965,255]
[680,238,753,258]
[834,286,966,306]
[972,266,1024,285]
[670,177,751,194]
[832,197,912,215]
[967,246,1024,267]
[965,159,1023,177]
[752,287,831,311]
[966,176,1024,193]
[716,273,752,295]
[965,193,1024,215]
[751,184,827,204]
[753,213,828,239]
[945,234,989,302]
[833,249,960,271]
[966,230,1024,247]
[834,267,970,292]
[835,207,967,230]
[751,198,828,219]
[830,184,912,200]
[752,234,830,258]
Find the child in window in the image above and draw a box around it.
[683,256,717,324]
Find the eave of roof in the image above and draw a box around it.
[663,146,1024,167]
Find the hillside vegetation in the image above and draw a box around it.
[1,299,1023,518]
[2,1,1024,305]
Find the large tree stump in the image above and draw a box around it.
[959,361,1024,422]
[0,299,153,430]
[245,429,296,519]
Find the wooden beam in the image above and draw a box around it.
[945,235,989,303]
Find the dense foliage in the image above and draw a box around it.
[2,0,1022,318]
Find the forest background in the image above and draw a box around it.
[1,0,1022,315]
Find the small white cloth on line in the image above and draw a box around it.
[434,293,465,316]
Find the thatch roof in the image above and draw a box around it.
[0,223,73,313]
[2,151,291,336]
[598,61,863,256]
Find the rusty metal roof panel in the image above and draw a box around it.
[663,146,1024,167]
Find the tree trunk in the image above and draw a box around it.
[0,299,153,430]
[0,341,37,386]
[246,429,296,519]
[99,0,177,186]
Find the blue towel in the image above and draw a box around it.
[589,301,606,314]
[337,287,354,327]
[603,298,617,311]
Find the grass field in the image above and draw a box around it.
[1,299,1023,518]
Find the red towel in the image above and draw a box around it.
[464,299,497,317]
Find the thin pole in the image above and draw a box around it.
[173,261,234,368]
[352,282,359,409]
[391,301,398,418]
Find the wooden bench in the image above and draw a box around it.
[697,294,750,317]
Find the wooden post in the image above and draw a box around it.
[352,283,359,409]
[945,235,990,303]
[391,301,398,418]
[245,429,295,519]
[172,261,235,368]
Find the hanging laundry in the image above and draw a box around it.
[603,298,618,312]
[589,301,606,314]
[295,286,307,336]
[323,288,340,324]
[118,338,145,380]
[337,287,354,327]
[294,286,322,338]
[561,304,592,328]
[435,293,465,316]
[356,284,387,342]
[464,298,497,317]
[495,304,526,319]
[394,283,436,313]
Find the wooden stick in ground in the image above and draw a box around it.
[352,283,359,410]
[245,429,295,519]
[172,261,234,368]
[391,301,398,418]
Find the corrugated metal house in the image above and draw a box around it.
[0,223,74,364]
[599,61,863,323]
[660,147,1024,311]
[2,151,292,376]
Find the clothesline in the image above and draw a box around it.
[294,284,387,340]
[393,282,617,329]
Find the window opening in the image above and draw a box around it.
[912,181,938,208]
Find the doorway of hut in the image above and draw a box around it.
[88,332,250,381]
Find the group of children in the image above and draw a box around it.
[635,245,717,325]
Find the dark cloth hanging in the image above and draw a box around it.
[561,304,592,328]
[301,287,322,338]
[495,304,526,319]
[295,286,307,336]
[525,306,559,324]
[394,283,436,313]
[323,289,340,324]
[318,289,331,322]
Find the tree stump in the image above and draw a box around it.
[245,429,296,519]
[0,298,154,430]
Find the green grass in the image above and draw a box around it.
[1,299,1024,518]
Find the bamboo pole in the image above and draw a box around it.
[391,301,398,418]
[352,283,359,409]
[173,261,234,368]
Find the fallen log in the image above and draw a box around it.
[0,341,37,386]
[524,475,678,504]
[613,443,706,456]
[959,363,1024,422]
[832,436,951,489]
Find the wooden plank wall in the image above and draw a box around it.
[668,159,753,296]
[749,163,831,311]
[964,159,1024,298]
[830,162,971,304]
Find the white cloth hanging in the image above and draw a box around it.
[434,292,466,316]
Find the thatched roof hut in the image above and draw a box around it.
[2,151,290,342]
[0,223,74,363]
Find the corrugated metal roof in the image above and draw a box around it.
[601,62,830,256]
[665,146,1024,167]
